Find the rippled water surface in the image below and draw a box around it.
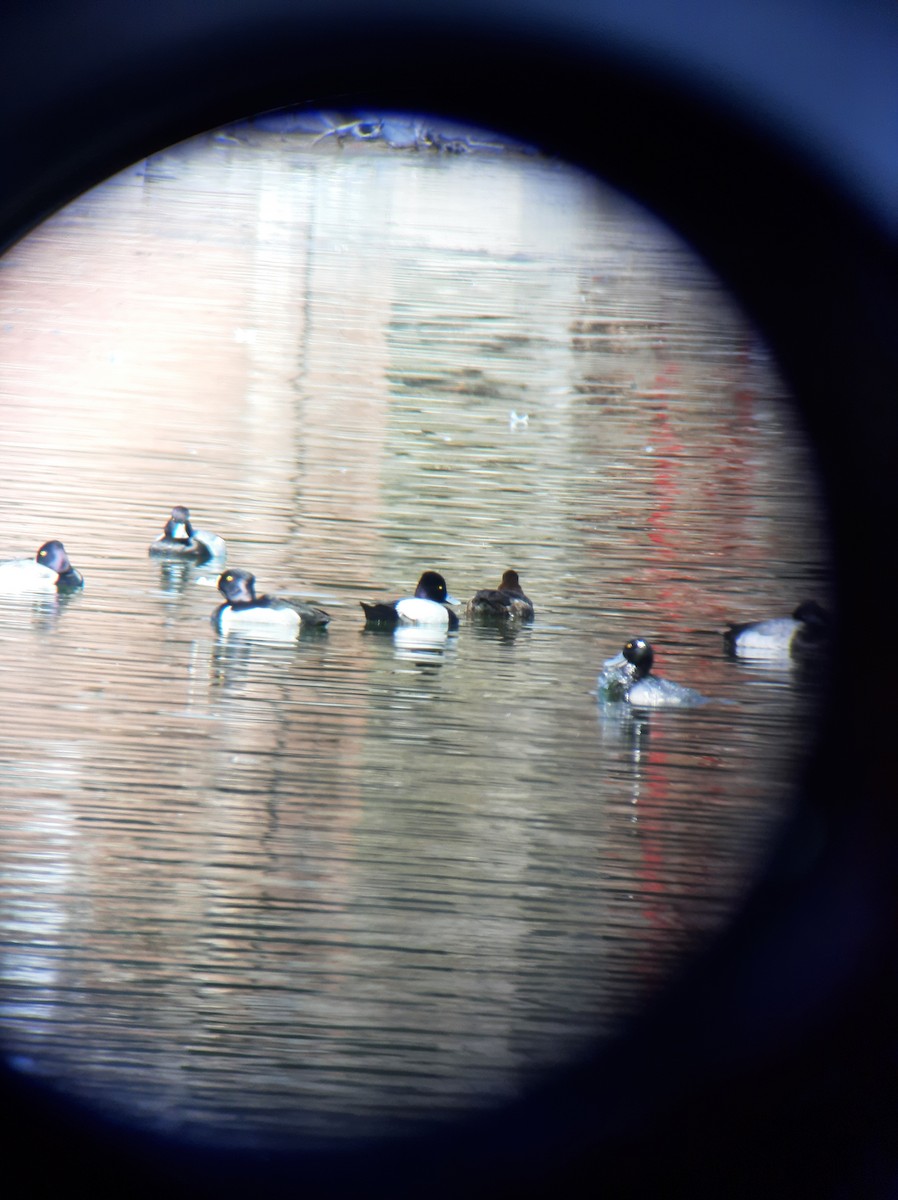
[0,120,831,1146]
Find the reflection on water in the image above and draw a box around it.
[0,119,830,1145]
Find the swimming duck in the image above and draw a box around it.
[149,506,226,565]
[0,540,84,593]
[465,569,534,622]
[361,570,459,629]
[597,638,707,707]
[212,568,330,637]
[723,600,829,660]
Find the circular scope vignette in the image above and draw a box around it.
[1,4,896,1198]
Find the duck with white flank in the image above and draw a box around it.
[0,540,84,593]
[723,600,829,660]
[361,571,458,630]
[149,505,226,565]
[212,568,329,638]
[597,638,707,707]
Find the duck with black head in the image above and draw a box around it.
[361,570,459,630]
[149,505,226,565]
[0,540,84,593]
[723,600,829,661]
[597,638,707,707]
[212,568,330,639]
[465,569,534,623]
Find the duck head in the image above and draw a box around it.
[36,540,71,574]
[414,571,457,605]
[218,569,257,605]
[164,505,195,542]
[792,600,829,630]
[36,539,83,589]
[622,638,654,679]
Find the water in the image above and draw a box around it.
[0,119,830,1147]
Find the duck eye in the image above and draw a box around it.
[38,549,47,558]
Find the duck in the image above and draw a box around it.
[149,505,226,565]
[597,638,707,707]
[212,568,330,637]
[0,540,84,593]
[361,570,459,630]
[465,569,534,622]
[723,600,829,660]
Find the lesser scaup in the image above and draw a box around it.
[0,540,84,593]
[465,569,534,622]
[149,506,226,565]
[212,568,330,637]
[361,571,459,629]
[597,638,707,707]
[723,600,829,660]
